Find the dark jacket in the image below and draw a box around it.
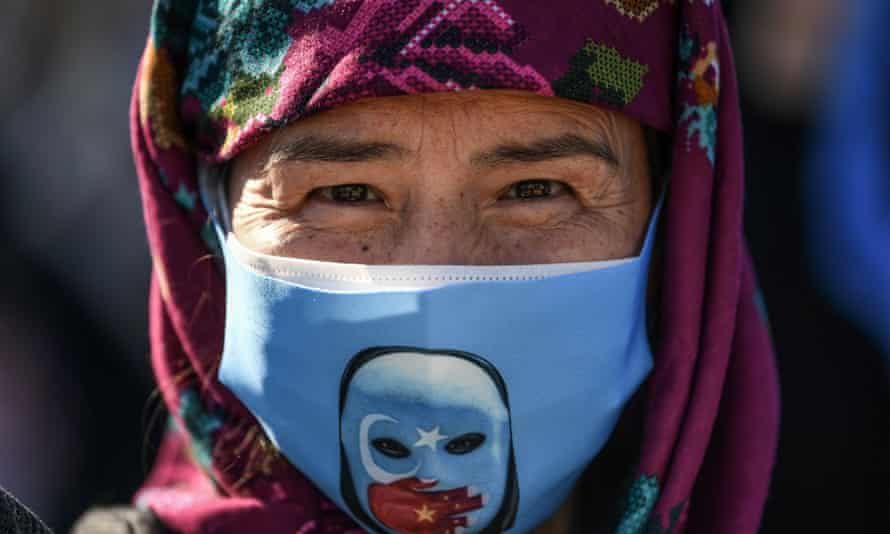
[0,487,53,534]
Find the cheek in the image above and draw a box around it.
[290,230,402,263]
[232,193,650,264]
[481,207,644,264]
[234,205,402,262]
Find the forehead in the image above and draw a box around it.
[259,90,636,145]
[344,352,508,420]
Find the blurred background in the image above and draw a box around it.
[0,0,887,532]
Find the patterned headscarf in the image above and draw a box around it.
[131,1,779,533]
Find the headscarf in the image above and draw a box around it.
[131,1,779,533]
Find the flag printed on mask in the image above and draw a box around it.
[369,478,484,534]
[339,348,519,534]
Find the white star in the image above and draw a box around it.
[413,426,448,451]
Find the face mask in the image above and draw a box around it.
[201,168,660,534]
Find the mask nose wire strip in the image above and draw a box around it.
[225,230,636,291]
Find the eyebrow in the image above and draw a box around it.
[470,133,620,168]
[263,132,620,172]
[264,135,408,171]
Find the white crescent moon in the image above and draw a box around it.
[359,413,420,484]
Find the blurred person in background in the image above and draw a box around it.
[726,0,890,531]
[0,0,158,531]
[73,1,781,533]
[806,0,890,362]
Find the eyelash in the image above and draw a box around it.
[313,184,382,203]
[498,179,569,201]
[312,180,569,205]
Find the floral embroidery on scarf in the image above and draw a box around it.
[553,40,649,107]
[180,0,317,102]
[140,43,190,151]
[179,389,225,469]
[678,28,719,164]
[213,70,283,126]
[179,0,546,158]
[358,0,531,90]
[173,183,198,211]
[294,0,336,12]
[604,0,662,23]
[151,0,198,57]
[171,1,325,149]
[614,474,685,534]
[615,475,660,534]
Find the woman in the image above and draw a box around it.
[75,1,778,533]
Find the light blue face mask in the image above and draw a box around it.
[201,167,660,534]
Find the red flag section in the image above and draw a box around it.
[368,478,485,534]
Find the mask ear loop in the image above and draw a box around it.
[198,161,233,231]
[198,161,233,274]
[643,127,671,352]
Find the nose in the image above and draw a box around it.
[391,196,484,264]
[414,448,446,482]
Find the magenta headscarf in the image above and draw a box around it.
[131,1,779,532]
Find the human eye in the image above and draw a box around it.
[372,437,412,459]
[498,179,569,201]
[444,433,486,455]
[312,183,383,204]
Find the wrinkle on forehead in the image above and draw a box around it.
[259,91,638,160]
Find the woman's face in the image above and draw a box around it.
[229,90,652,264]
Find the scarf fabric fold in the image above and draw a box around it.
[131,1,779,532]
